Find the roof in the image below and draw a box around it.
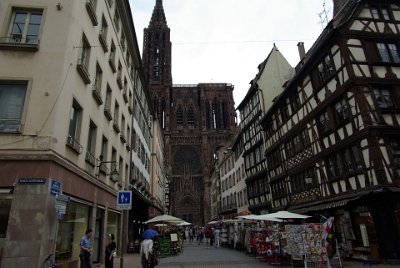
[260,0,362,123]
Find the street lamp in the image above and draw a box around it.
[97,155,119,182]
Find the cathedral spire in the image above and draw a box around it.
[149,0,168,28]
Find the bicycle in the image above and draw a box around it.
[44,254,61,268]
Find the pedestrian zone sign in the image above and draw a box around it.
[117,191,132,210]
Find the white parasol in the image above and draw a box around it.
[238,214,283,222]
[144,214,184,224]
[176,221,192,226]
[264,211,311,219]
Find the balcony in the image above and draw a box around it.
[66,135,83,154]
[113,121,120,133]
[120,133,127,143]
[123,90,128,103]
[108,54,116,73]
[116,76,123,89]
[86,0,98,26]
[99,162,109,175]
[85,151,96,166]
[92,85,103,105]
[98,31,108,52]
[77,62,91,84]
[126,143,131,151]
[0,36,39,51]
[104,106,113,121]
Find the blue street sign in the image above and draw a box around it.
[117,191,132,210]
[50,180,61,196]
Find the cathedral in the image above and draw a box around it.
[142,0,238,225]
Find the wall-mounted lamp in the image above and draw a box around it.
[97,155,119,182]
[56,2,63,11]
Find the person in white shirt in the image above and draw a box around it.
[140,239,154,268]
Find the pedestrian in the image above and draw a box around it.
[214,228,221,248]
[189,228,194,244]
[79,228,93,268]
[141,238,158,268]
[105,233,117,268]
[204,226,212,248]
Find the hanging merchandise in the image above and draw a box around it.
[286,223,331,268]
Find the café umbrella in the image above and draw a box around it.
[144,214,184,224]
[263,211,311,220]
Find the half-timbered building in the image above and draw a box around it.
[237,45,293,214]
[260,0,400,262]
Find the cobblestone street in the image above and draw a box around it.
[104,240,399,268]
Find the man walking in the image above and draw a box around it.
[80,228,93,268]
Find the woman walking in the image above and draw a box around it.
[105,233,116,268]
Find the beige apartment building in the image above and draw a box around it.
[0,0,146,267]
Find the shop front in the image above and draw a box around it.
[290,189,400,263]
[0,157,121,268]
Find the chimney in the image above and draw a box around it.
[333,0,347,16]
[297,42,306,60]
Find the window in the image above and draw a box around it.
[388,138,400,166]
[371,6,391,20]
[99,16,108,52]
[327,153,342,179]
[344,145,363,172]
[8,9,42,44]
[120,32,126,51]
[373,89,395,109]
[319,111,330,133]
[86,120,97,165]
[114,10,120,32]
[67,100,83,153]
[109,41,116,72]
[77,35,91,84]
[68,101,81,140]
[290,93,301,112]
[318,55,335,84]
[335,98,350,124]
[177,107,183,127]
[0,193,12,238]
[188,107,195,128]
[94,64,102,91]
[0,83,26,132]
[113,102,120,133]
[104,85,112,120]
[377,43,400,63]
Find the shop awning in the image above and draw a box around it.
[289,196,360,214]
[289,186,400,214]
[131,186,153,207]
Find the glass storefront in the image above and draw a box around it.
[56,201,89,265]
[107,210,119,252]
[0,191,12,262]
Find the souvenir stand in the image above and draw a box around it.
[264,223,291,265]
[285,223,331,268]
[221,224,229,247]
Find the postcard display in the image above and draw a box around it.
[285,224,330,268]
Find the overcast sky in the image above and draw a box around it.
[129,0,334,108]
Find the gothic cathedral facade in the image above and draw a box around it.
[142,0,238,225]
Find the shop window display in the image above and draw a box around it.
[0,193,12,262]
[56,201,89,264]
[351,206,378,261]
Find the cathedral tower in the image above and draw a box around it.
[143,0,238,225]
